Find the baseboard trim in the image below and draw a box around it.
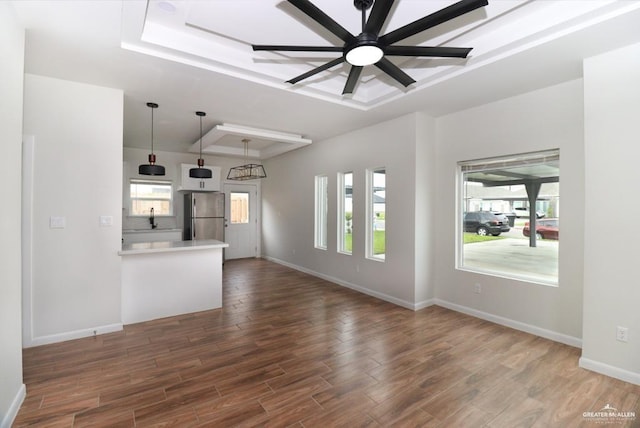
[579,357,640,386]
[23,323,123,348]
[433,298,583,348]
[1,383,25,428]
[415,299,436,310]
[259,258,581,348]
[262,256,425,310]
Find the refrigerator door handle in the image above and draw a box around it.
[192,218,196,239]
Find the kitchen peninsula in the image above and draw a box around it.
[119,239,228,324]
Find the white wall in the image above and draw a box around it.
[581,42,640,384]
[23,74,124,346]
[0,3,26,426]
[434,80,585,344]
[415,113,438,306]
[262,113,435,308]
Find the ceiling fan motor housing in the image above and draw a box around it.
[354,0,374,11]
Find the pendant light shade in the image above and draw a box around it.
[227,139,267,181]
[139,102,165,176]
[189,111,212,179]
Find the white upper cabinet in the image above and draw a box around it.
[179,164,221,192]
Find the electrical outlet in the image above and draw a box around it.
[474,283,482,294]
[616,326,629,342]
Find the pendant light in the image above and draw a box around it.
[138,102,165,176]
[189,111,212,179]
[227,139,267,180]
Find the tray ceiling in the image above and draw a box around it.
[122,0,634,109]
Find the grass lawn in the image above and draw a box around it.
[344,231,385,254]
[463,232,506,244]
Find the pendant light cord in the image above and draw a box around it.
[199,114,203,155]
[150,107,154,155]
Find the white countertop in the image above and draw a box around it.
[119,239,228,256]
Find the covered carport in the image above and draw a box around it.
[462,150,559,247]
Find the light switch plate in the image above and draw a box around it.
[99,215,113,227]
[50,216,66,229]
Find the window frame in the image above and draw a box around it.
[129,178,174,217]
[366,167,386,262]
[337,171,353,255]
[457,149,560,286]
[314,175,328,250]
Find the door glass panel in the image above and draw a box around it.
[230,192,249,224]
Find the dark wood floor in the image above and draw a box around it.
[14,258,640,427]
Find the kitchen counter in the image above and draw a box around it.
[119,239,228,324]
[119,239,227,255]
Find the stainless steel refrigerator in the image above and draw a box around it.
[183,192,225,242]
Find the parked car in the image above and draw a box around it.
[523,218,559,240]
[464,211,511,236]
[491,212,509,223]
[514,207,546,218]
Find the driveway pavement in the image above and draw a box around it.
[462,234,558,284]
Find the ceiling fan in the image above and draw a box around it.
[252,0,489,95]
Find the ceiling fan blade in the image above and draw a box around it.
[375,57,415,87]
[288,0,355,43]
[364,0,395,35]
[342,66,363,95]
[384,46,472,58]
[286,57,345,84]
[253,45,343,53]
[379,0,488,45]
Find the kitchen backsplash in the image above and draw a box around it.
[122,207,178,231]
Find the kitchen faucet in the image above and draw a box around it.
[149,207,157,229]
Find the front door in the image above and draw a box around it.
[223,183,258,259]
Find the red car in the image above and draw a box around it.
[523,218,559,240]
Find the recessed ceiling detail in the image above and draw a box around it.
[188,123,312,159]
[120,0,639,110]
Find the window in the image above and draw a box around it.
[338,172,353,254]
[367,168,386,260]
[314,175,328,249]
[230,192,249,224]
[130,179,173,216]
[458,150,559,285]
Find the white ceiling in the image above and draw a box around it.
[12,0,640,157]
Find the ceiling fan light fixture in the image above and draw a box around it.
[346,45,383,66]
[139,102,165,176]
[189,111,213,179]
